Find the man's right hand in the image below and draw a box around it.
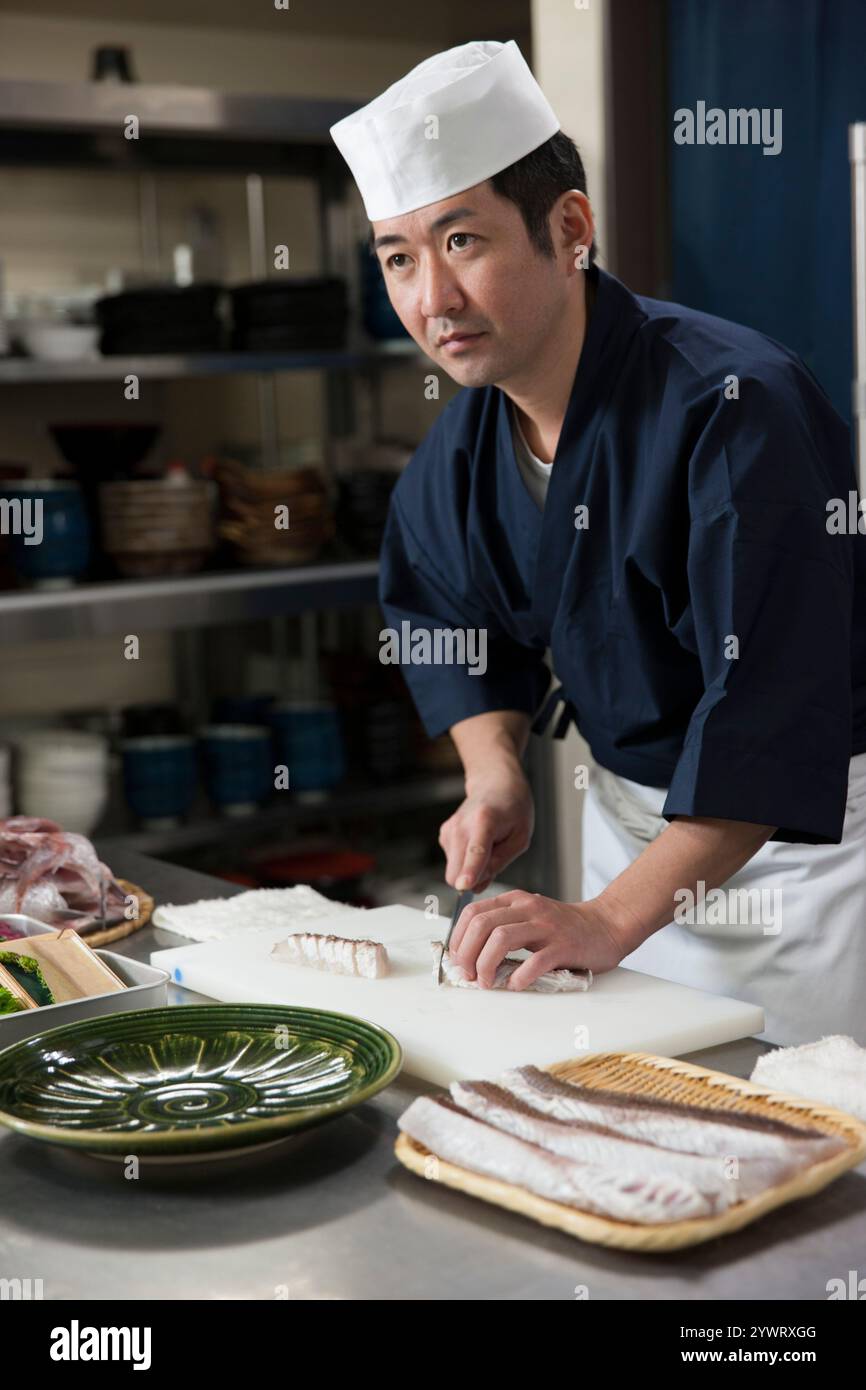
[438,767,535,892]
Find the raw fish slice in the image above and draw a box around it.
[0,817,62,834]
[0,819,64,869]
[450,1081,801,1205]
[13,835,69,909]
[0,877,68,920]
[0,818,129,930]
[272,932,389,979]
[431,942,591,992]
[503,1067,847,1166]
[398,1095,716,1223]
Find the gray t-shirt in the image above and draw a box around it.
[509,402,553,511]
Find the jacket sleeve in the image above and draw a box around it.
[662,374,855,844]
[378,491,551,739]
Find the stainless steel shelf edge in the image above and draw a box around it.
[96,776,465,857]
[0,342,423,384]
[0,79,358,143]
[0,561,380,641]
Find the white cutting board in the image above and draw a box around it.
[151,904,764,1086]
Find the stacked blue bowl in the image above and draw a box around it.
[121,736,197,827]
[199,724,273,816]
[268,702,346,792]
[0,479,91,587]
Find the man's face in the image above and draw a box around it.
[372,181,569,389]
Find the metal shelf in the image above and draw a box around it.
[96,774,465,857]
[0,79,353,142]
[0,340,421,385]
[0,559,379,642]
[0,79,360,174]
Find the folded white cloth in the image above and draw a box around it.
[152,884,362,943]
[750,1035,866,1122]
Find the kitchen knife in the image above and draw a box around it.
[437,887,474,986]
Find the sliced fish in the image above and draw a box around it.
[502,1066,847,1167]
[450,1080,798,1205]
[272,932,389,979]
[398,1095,717,1223]
[431,942,591,992]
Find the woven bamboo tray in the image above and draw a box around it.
[394,1051,866,1252]
[78,878,154,948]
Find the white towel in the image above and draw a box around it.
[151,884,362,942]
[750,1035,866,1122]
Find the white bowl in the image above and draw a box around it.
[18,322,100,362]
[16,784,107,835]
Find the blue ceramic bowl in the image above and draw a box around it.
[0,479,91,586]
[268,702,346,792]
[199,724,273,815]
[121,736,197,826]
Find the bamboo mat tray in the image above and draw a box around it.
[394,1051,866,1252]
[78,879,154,948]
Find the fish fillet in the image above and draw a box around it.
[398,1095,716,1223]
[450,1080,797,1206]
[271,932,389,979]
[431,942,591,993]
[502,1066,847,1167]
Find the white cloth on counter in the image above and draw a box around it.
[581,748,866,1048]
[152,885,362,942]
[750,1035,866,1123]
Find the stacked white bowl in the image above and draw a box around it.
[15,730,109,834]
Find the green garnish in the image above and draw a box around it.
[0,953,55,1008]
[0,984,26,1015]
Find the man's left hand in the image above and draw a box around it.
[448,890,626,989]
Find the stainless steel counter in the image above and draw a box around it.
[1,849,863,1301]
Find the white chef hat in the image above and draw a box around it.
[330,40,560,222]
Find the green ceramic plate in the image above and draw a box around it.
[0,1004,402,1156]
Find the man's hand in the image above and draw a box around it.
[448,890,625,988]
[439,768,534,892]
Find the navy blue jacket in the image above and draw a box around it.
[379,265,866,844]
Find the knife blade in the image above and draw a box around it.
[437,887,474,985]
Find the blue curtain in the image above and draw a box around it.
[668,0,866,423]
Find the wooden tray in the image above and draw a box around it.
[79,878,154,948]
[394,1051,866,1252]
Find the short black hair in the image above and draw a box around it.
[489,130,596,266]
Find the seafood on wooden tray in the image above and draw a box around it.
[431,942,592,992]
[397,1065,848,1226]
[271,932,390,979]
[0,816,130,934]
[502,1066,844,1166]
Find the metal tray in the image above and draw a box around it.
[0,915,169,1046]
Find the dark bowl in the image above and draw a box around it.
[49,422,161,472]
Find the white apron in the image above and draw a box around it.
[581,751,866,1047]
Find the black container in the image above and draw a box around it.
[95,285,223,355]
[229,278,348,352]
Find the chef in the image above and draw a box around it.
[331,40,866,1045]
